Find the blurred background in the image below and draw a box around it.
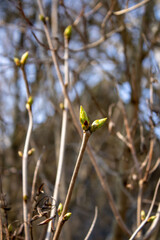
[0,0,160,239]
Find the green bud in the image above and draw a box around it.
[64,25,72,39]
[14,57,21,67]
[27,96,33,106]
[39,14,46,23]
[20,51,29,65]
[8,223,13,232]
[26,103,30,110]
[18,151,23,157]
[59,102,65,110]
[141,210,145,221]
[90,118,107,133]
[57,203,63,216]
[23,195,28,202]
[147,216,156,223]
[28,148,35,156]
[80,106,90,131]
[63,212,72,221]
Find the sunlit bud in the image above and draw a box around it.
[39,14,46,23]
[63,212,72,221]
[59,102,64,110]
[90,118,107,133]
[45,16,49,22]
[141,210,145,221]
[57,203,63,216]
[80,106,90,131]
[20,51,29,65]
[28,148,35,156]
[26,103,30,110]
[18,151,23,157]
[27,96,33,106]
[23,195,28,202]
[14,58,21,67]
[8,224,13,232]
[64,25,72,39]
[147,216,156,223]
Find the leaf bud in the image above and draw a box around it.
[64,25,72,39]
[63,212,72,221]
[14,57,21,67]
[28,148,35,156]
[147,216,156,223]
[18,151,23,157]
[39,14,46,23]
[59,102,64,110]
[141,210,145,221]
[80,105,90,131]
[57,203,63,216]
[90,118,107,133]
[20,51,29,65]
[27,96,33,106]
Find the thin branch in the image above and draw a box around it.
[119,101,140,176]
[149,158,160,174]
[144,203,160,240]
[129,178,160,240]
[21,65,30,98]
[71,25,125,52]
[84,206,98,240]
[53,131,91,240]
[21,66,32,240]
[116,131,131,148]
[31,153,43,203]
[45,35,70,240]
[113,0,151,15]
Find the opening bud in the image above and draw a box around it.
[90,118,107,133]
[80,106,90,131]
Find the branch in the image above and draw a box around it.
[45,34,70,240]
[84,206,98,240]
[113,0,151,16]
[53,131,91,240]
[129,178,160,240]
[20,64,32,240]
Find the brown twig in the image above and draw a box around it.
[129,178,160,240]
[53,131,91,240]
[84,206,98,240]
[114,0,151,15]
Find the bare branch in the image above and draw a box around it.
[114,0,151,16]
[84,206,98,240]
